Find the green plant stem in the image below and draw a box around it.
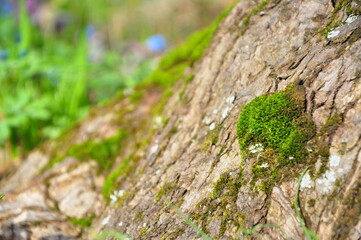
[294,167,320,240]
[164,198,211,240]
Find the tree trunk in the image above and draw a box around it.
[1,0,361,239]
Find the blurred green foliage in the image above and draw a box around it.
[145,4,233,88]
[0,0,231,157]
[0,0,153,153]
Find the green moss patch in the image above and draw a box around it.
[237,86,315,164]
[190,170,244,237]
[318,1,357,39]
[237,86,316,194]
[240,0,271,33]
[145,4,233,89]
[155,182,179,202]
[69,214,95,228]
[67,130,126,170]
[102,156,133,198]
[46,129,127,171]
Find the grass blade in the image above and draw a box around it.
[164,198,211,240]
[294,167,320,240]
[19,0,32,51]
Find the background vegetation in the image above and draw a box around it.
[0,0,232,163]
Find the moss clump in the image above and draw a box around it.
[102,157,133,198]
[66,130,127,171]
[179,74,194,102]
[237,86,315,164]
[308,113,343,177]
[45,129,127,171]
[191,170,244,237]
[240,0,271,32]
[69,214,95,228]
[237,86,316,195]
[203,124,222,150]
[332,183,360,238]
[155,182,179,202]
[139,227,148,237]
[318,0,359,39]
[151,89,174,116]
[145,5,233,88]
[160,228,185,240]
[133,211,144,223]
[320,113,343,136]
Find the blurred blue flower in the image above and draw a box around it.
[86,24,96,39]
[146,34,167,54]
[0,50,9,60]
[0,0,13,16]
[19,50,28,58]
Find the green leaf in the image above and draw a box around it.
[0,121,11,143]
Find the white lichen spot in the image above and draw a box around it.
[329,154,341,167]
[336,165,351,175]
[300,173,312,189]
[327,30,340,39]
[345,14,358,24]
[226,95,235,104]
[102,215,111,225]
[150,144,159,155]
[110,190,125,205]
[155,116,162,124]
[317,170,336,193]
[203,117,211,125]
[249,143,264,153]
[110,195,117,204]
[221,107,230,120]
[212,109,218,115]
[153,116,163,129]
[260,163,269,168]
[209,122,216,130]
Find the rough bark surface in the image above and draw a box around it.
[1,0,361,239]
